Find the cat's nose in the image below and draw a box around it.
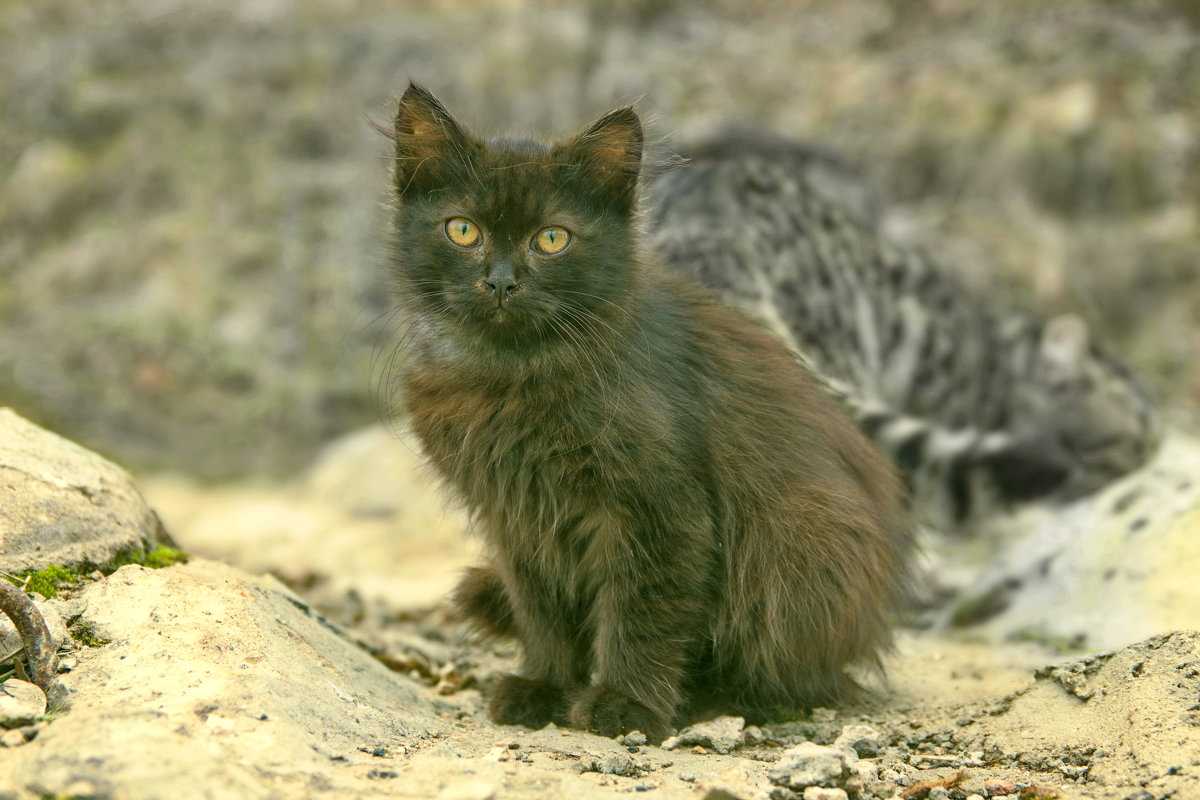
[486,276,517,297]
[486,262,518,301]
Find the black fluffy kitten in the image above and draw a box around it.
[388,83,912,741]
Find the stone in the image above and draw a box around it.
[696,763,771,800]
[802,788,848,800]
[661,715,746,754]
[588,753,637,777]
[983,777,1017,796]
[843,758,879,794]
[0,408,174,573]
[0,679,46,728]
[767,742,849,790]
[951,432,1200,648]
[833,723,881,758]
[620,729,649,747]
[1,728,29,747]
[742,725,767,746]
[0,559,447,798]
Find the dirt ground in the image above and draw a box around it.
[124,424,1200,800]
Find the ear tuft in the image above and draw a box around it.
[579,106,643,167]
[556,106,644,207]
[392,82,472,195]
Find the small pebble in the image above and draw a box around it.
[0,680,46,728]
[662,715,745,754]
[1,728,29,748]
[928,788,952,800]
[742,725,767,745]
[768,742,849,790]
[833,723,881,758]
[983,777,1017,796]
[582,753,637,777]
[367,769,398,779]
[620,730,649,747]
[802,787,848,800]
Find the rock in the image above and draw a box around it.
[695,763,771,800]
[43,680,70,713]
[0,409,174,573]
[928,788,952,800]
[832,723,881,758]
[0,559,448,798]
[741,725,766,746]
[983,777,1017,796]
[1,728,31,748]
[843,758,879,795]
[951,432,1200,649]
[661,715,746,754]
[619,730,649,747]
[767,742,850,790]
[0,679,46,728]
[802,788,848,800]
[582,752,638,777]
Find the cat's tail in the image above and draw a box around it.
[450,565,517,639]
[855,399,1073,525]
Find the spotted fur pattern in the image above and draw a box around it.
[645,135,1161,523]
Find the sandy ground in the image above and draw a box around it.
[123,424,1200,800]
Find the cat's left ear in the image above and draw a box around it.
[556,107,643,207]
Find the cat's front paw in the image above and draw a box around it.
[488,674,565,729]
[568,685,670,742]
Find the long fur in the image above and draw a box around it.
[389,83,913,740]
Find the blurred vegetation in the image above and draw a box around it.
[0,0,1196,479]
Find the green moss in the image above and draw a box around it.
[143,545,190,568]
[5,547,188,601]
[70,619,111,648]
[10,564,79,599]
[111,545,190,570]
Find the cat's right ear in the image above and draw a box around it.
[556,106,644,209]
[391,83,473,197]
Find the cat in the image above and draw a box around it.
[645,134,1161,524]
[385,83,913,741]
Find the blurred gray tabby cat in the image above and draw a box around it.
[646,133,1160,524]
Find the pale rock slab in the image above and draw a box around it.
[0,408,173,573]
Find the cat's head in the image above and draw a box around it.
[389,83,643,349]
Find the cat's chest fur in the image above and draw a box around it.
[402,331,701,586]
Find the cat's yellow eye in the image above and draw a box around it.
[534,227,571,256]
[445,218,481,248]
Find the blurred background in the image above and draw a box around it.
[2,0,1198,482]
